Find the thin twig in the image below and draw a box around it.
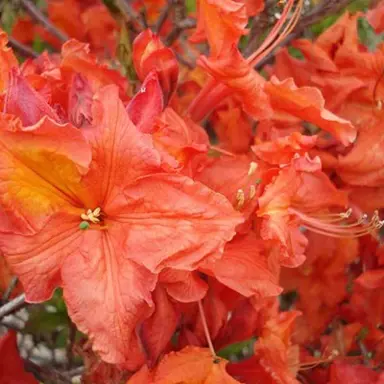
[19,0,69,42]
[154,0,174,33]
[254,0,353,70]
[2,277,19,301]
[116,0,146,30]
[0,293,26,320]
[24,360,73,384]
[65,318,77,370]
[7,36,39,58]
[165,18,196,46]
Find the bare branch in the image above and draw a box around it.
[7,36,39,58]
[24,360,73,384]
[165,18,196,46]
[0,293,26,320]
[19,0,69,42]
[2,277,19,302]
[154,0,174,33]
[116,0,146,30]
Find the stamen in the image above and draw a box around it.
[248,0,304,67]
[248,161,258,176]
[236,189,245,210]
[80,207,102,224]
[289,208,384,238]
[198,300,217,359]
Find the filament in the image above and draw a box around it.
[288,208,384,238]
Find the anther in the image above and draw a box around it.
[248,162,258,176]
[80,207,102,224]
[236,189,245,210]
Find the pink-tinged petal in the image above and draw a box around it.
[68,73,93,128]
[159,269,208,302]
[202,234,282,297]
[0,30,18,92]
[61,227,157,369]
[61,40,128,96]
[0,331,38,384]
[141,285,179,365]
[0,114,91,234]
[0,213,81,302]
[126,70,164,134]
[82,85,161,211]
[265,77,357,146]
[116,173,242,272]
[132,30,178,104]
[5,69,60,126]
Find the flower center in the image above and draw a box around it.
[80,207,102,224]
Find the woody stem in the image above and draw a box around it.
[197,300,216,358]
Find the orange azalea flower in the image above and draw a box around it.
[258,154,354,266]
[0,331,38,384]
[0,85,241,368]
[228,310,301,384]
[128,346,241,383]
[133,29,179,104]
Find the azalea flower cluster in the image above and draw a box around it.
[0,0,384,383]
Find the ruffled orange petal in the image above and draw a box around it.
[202,233,281,297]
[265,77,356,146]
[190,0,248,57]
[128,346,241,383]
[61,227,157,369]
[116,173,242,272]
[198,46,272,121]
[82,85,161,211]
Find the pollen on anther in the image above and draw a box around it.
[236,189,245,210]
[248,162,258,176]
[81,207,102,224]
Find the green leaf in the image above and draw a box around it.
[358,17,384,51]
[218,338,256,360]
